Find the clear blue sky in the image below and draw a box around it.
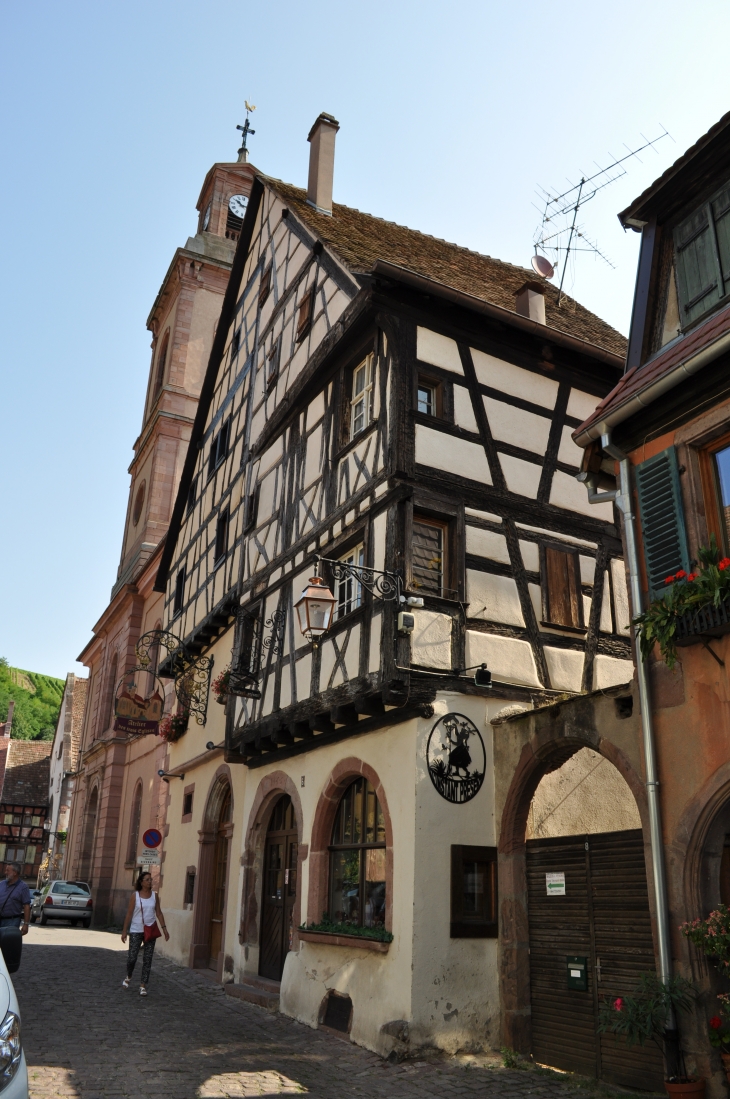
[1,1,728,679]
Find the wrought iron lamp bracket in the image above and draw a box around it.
[315,556,404,603]
[135,629,213,727]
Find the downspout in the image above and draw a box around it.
[578,433,673,992]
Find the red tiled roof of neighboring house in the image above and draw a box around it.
[1,741,52,806]
[69,677,87,772]
[267,179,628,359]
[573,303,730,443]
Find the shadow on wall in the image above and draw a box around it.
[526,747,641,839]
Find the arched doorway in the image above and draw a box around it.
[259,795,298,982]
[78,786,98,883]
[208,784,232,970]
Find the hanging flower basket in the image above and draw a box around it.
[212,667,231,705]
[158,712,189,742]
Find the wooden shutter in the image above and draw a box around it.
[544,546,582,628]
[674,204,723,324]
[635,447,690,599]
[712,182,730,285]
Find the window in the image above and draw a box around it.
[296,287,314,341]
[231,327,241,359]
[214,509,229,565]
[674,180,730,326]
[335,545,364,619]
[182,791,193,818]
[186,474,197,514]
[5,848,25,866]
[173,567,185,617]
[132,481,146,526]
[184,869,196,906]
[259,264,272,307]
[417,375,442,417]
[350,355,374,439]
[541,544,583,629]
[153,331,169,398]
[243,485,260,533]
[412,518,446,596]
[329,778,386,929]
[105,652,118,732]
[635,446,690,599]
[208,419,231,479]
[127,783,142,865]
[267,337,281,388]
[451,845,498,937]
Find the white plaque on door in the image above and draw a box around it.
[546,872,566,896]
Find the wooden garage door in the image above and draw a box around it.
[526,829,663,1090]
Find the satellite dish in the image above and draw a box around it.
[531,254,555,279]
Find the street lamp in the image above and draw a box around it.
[294,573,337,644]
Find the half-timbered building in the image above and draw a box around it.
[154,114,634,1056]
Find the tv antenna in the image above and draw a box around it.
[532,127,672,305]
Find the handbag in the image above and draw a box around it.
[137,893,162,942]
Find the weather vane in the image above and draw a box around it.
[531,127,672,305]
[236,100,256,161]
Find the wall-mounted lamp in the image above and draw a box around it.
[294,556,403,645]
[157,769,185,783]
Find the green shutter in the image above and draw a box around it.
[635,447,690,599]
[712,183,730,284]
[674,205,722,324]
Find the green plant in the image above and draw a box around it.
[634,535,730,668]
[299,915,393,943]
[55,830,67,843]
[681,905,730,974]
[212,667,231,700]
[597,973,695,1079]
[158,711,189,742]
[500,1047,527,1070]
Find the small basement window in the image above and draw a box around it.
[322,991,353,1034]
[184,870,195,906]
[451,845,498,937]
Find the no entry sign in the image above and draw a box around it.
[142,828,162,849]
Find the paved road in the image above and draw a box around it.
[15,926,599,1099]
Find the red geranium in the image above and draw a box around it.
[687,573,698,582]
[675,569,687,579]
[720,558,730,570]
[664,575,675,584]
[614,997,624,1012]
[711,1015,723,1029]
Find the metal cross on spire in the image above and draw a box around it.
[236,101,256,162]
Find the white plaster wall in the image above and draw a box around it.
[410,693,503,1053]
[415,426,491,483]
[466,526,510,564]
[245,723,418,1057]
[416,328,464,374]
[550,470,615,521]
[566,389,601,422]
[483,397,551,454]
[557,424,584,468]
[466,571,524,626]
[470,349,558,408]
[611,559,632,636]
[593,655,633,690]
[499,454,542,498]
[543,647,584,693]
[453,384,478,432]
[526,747,641,839]
[465,630,541,687]
[411,611,453,669]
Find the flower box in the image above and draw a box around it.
[298,929,390,952]
[675,596,730,647]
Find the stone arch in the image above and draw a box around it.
[239,771,304,955]
[307,757,394,933]
[496,699,648,1053]
[79,783,100,884]
[189,765,234,972]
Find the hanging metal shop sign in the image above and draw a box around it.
[426,713,486,804]
[114,679,164,736]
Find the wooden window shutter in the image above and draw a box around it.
[543,546,582,628]
[635,446,690,599]
[712,183,730,285]
[674,205,722,324]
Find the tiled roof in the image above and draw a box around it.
[1,741,52,806]
[267,180,628,359]
[574,303,730,441]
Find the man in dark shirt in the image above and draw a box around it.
[0,863,31,935]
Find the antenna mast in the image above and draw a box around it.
[533,128,671,305]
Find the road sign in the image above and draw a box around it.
[137,849,161,865]
[142,828,162,849]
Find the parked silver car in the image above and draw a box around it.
[30,881,92,927]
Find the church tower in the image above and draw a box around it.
[115,147,255,595]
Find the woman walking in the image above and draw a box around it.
[121,871,169,995]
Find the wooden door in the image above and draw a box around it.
[259,796,298,982]
[526,829,663,1090]
[208,786,231,969]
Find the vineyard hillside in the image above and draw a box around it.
[0,658,65,740]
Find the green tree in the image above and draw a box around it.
[0,658,65,740]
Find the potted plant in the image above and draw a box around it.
[158,711,189,742]
[212,667,231,705]
[708,998,730,1082]
[681,906,730,975]
[598,973,701,1098]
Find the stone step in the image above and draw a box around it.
[224,980,280,1012]
[240,975,281,993]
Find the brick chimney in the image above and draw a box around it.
[515,281,546,325]
[307,113,340,216]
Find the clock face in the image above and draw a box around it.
[229,194,248,219]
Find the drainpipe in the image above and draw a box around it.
[578,432,673,991]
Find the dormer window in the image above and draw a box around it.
[674,180,730,326]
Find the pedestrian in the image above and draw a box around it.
[120,870,169,995]
[0,862,31,935]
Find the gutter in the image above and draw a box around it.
[574,329,730,447]
[371,260,625,370]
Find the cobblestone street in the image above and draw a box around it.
[16,927,605,1099]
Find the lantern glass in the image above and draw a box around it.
[294,576,336,640]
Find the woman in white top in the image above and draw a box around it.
[121,870,169,995]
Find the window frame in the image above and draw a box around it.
[349,354,375,441]
[296,286,315,342]
[328,778,387,930]
[259,263,272,307]
[207,419,231,481]
[214,508,229,566]
[173,567,185,618]
[267,336,281,389]
[334,544,365,621]
[182,784,194,823]
[540,542,585,632]
[699,428,730,554]
[450,844,498,938]
[416,373,444,419]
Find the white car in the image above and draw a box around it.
[0,930,27,1098]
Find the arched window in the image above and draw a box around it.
[127,783,143,865]
[104,652,118,736]
[329,778,386,929]
[153,330,169,399]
